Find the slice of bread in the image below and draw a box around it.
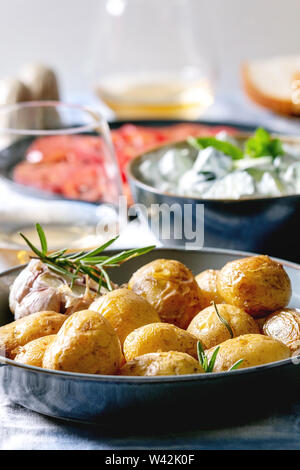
[242,56,300,116]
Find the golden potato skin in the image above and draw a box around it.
[123,323,198,361]
[43,310,122,375]
[263,309,300,352]
[14,335,56,368]
[0,311,67,359]
[195,269,223,309]
[207,334,291,372]
[128,259,202,329]
[217,255,291,317]
[90,288,160,346]
[187,304,259,349]
[120,351,204,376]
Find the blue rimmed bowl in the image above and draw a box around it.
[127,134,300,262]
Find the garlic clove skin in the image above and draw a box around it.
[13,287,62,320]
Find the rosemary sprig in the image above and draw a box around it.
[20,224,155,291]
[197,341,220,373]
[212,301,234,338]
[197,340,244,373]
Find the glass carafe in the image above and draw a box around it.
[88,0,216,119]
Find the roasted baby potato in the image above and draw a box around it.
[120,351,204,376]
[195,269,223,309]
[0,311,67,359]
[123,322,198,361]
[217,255,291,317]
[263,308,300,352]
[207,334,291,372]
[14,335,56,368]
[187,304,259,349]
[90,288,160,346]
[128,259,201,329]
[43,310,122,375]
[256,316,267,333]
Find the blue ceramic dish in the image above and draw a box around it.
[0,248,300,427]
[127,137,300,262]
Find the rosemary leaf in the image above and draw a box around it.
[80,256,111,264]
[79,265,107,288]
[99,267,113,291]
[48,249,68,259]
[97,272,103,294]
[197,341,207,371]
[74,237,119,261]
[207,346,220,372]
[44,261,77,279]
[228,359,244,371]
[71,266,81,289]
[36,223,48,255]
[213,302,234,339]
[98,246,155,267]
[19,233,45,259]
[65,250,86,260]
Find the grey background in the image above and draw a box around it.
[0,0,299,96]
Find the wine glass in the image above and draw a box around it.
[0,101,123,254]
[88,0,216,119]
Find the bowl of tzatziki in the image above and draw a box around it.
[127,127,300,261]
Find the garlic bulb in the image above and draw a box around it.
[9,259,107,320]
